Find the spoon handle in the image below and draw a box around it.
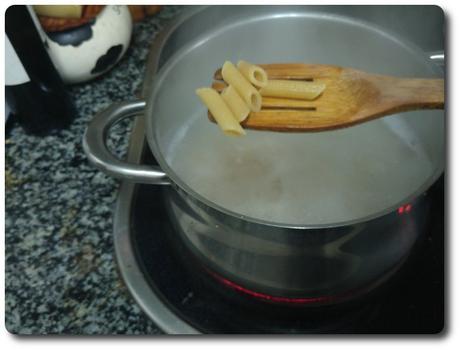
[377,77,444,110]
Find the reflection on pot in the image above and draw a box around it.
[163,185,426,303]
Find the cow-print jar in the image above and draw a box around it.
[44,5,132,84]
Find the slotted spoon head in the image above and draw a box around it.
[210,63,444,132]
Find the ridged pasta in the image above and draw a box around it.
[196,87,246,136]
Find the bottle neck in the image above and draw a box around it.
[5,5,63,86]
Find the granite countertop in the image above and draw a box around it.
[5,6,185,334]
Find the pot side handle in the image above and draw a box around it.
[83,99,170,185]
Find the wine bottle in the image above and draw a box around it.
[5,5,76,135]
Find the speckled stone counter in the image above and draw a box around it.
[5,6,185,334]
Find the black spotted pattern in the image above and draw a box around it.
[47,19,95,47]
[91,45,123,74]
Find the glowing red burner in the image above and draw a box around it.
[398,204,412,215]
[205,269,346,305]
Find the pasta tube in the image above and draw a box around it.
[260,80,326,100]
[221,85,250,122]
[237,60,268,88]
[196,88,246,136]
[221,61,262,112]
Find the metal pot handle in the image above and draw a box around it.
[83,99,170,185]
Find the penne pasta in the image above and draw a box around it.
[221,61,262,112]
[237,60,268,88]
[196,87,246,136]
[260,80,326,100]
[221,85,250,122]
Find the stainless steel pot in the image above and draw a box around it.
[84,6,444,304]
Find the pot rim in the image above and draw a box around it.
[145,7,445,230]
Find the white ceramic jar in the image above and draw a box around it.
[44,5,132,84]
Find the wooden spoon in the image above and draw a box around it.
[210,63,444,132]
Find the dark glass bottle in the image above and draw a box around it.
[5,5,76,135]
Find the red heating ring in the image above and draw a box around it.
[203,204,416,305]
[398,204,412,215]
[205,268,355,305]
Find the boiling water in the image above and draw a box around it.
[167,112,433,225]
